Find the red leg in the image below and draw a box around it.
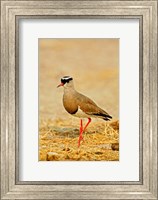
[78,118,91,147]
[80,119,83,133]
[83,118,91,133]
[78,119,83,147]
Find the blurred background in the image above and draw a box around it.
[39,39,119,122]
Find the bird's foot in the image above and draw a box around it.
[78,134,84,147]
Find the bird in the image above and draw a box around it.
[57,76,112,147]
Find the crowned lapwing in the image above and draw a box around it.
[57,76,112,147]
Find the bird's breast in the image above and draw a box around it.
[63,93,78,114]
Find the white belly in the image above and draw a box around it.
[72,107,91,118]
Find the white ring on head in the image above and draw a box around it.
[62,76,72,81]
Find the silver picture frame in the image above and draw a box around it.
[1,0,157,199]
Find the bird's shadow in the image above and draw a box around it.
[48,126,78,138]
[48,126,94,139]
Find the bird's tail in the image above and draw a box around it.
[93,113,112,121]
[103,115,112,121]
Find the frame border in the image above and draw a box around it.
[1,1,157,199]
[16,15,143,185]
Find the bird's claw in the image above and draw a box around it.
[78,135,84,147]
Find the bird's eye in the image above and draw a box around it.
[61,77,73,84]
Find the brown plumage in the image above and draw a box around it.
[63,90,112,120]
[57,76,112,147]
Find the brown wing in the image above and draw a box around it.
[76,92,112,120]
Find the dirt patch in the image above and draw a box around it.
[39,119,119,161]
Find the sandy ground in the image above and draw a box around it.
[39,119,119,161]
[39,39,119,161]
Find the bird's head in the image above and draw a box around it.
[57,76,74,88]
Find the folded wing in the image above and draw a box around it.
[76,92,112,121]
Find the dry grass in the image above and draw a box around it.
[39,119,119,161]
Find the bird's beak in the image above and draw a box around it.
[57,82,64,88]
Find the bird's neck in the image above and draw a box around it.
[63,82,75,91]
[64,86,76,93]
